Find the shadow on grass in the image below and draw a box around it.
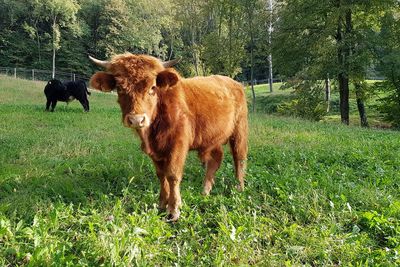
[251,93,295,114]
[0,146,236,221]
[0,156,161,220]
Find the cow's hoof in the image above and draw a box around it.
[166,211,180,222]
[202,181,213,196]
[158,204,167,213]
[202,187,211,196]
[236,184,244,192]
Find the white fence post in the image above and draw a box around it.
[14,68,16,78]
[32,69,35,81]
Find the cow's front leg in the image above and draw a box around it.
[166,174,182,222]
[165,147,187,222]
[152,160,169,212]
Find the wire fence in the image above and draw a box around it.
[0,67,90,83]
[241,78,284,86]
[0,66,385,87]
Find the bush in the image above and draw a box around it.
[374,81,400,128]
[277,80,327,121]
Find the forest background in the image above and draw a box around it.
[1,0,400,127]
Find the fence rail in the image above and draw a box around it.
[1,66,385,86]
[0,67,90,82]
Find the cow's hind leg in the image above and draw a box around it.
[50,100,57,112]
[78,98,89,112]
[200,146,224,196]
[229,123,248,192]
[85,99,90,112]
[45,99,51,111]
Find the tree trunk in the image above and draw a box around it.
[52,16,57,79]
[228,5,233,77]
[34,20,41,65]
[268,54,273,93]
[249,5,255,112]
[191,28,199,76]
[52,46,56,79]
[355,82,369,127]
[356,98,368,127]
[268,0,273,93]
[189,3,199,76]
[338,73,350,124]
[250,50,256,113]
[325,74,331,112]
[335,5,352,125]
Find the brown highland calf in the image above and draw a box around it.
[89,53,248,221]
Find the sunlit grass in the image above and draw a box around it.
[0,76,399,266]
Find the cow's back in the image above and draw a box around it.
[181,75,247,150]
[44,80,69,101]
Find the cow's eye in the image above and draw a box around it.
[149,86,156,96]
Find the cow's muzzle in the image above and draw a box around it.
[125,113,150,128]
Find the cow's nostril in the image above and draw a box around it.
[126,114,148,128]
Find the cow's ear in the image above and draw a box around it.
[89,72,116,92]
[156,69,179,88]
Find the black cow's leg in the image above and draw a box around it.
[50,100,57,112]
[85,99,90,112]
[45,99,51,111]
[78,98,89,112]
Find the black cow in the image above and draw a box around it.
[44,79,91,112]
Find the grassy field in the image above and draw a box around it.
[1,76,399,266]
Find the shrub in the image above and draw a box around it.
[277,80,327,121]
[374,80,400,128]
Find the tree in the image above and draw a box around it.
[0,0,40,67]
[201,0,247,78]
[242,0,260,112]
[174,0,208,76]
[97,0,129,57]
[374,7,400,127]
[273,0,398,125]
[32,0,80,78]
[267,0,276,93]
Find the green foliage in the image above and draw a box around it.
[1,0,400,127]
[96,0,130,57]
[374,81,400,128]
[1,76,400,266]
[201,0,248,77]
[273,0,399,125]
[373,10,400,127]
[277,80,327,121]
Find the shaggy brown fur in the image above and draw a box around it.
[89,53,248,221]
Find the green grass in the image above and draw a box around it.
[1,76,399,266]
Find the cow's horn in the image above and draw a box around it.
[88,55,110,69]
[162,57,181,68]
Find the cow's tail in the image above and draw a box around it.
[84,82,91,95]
